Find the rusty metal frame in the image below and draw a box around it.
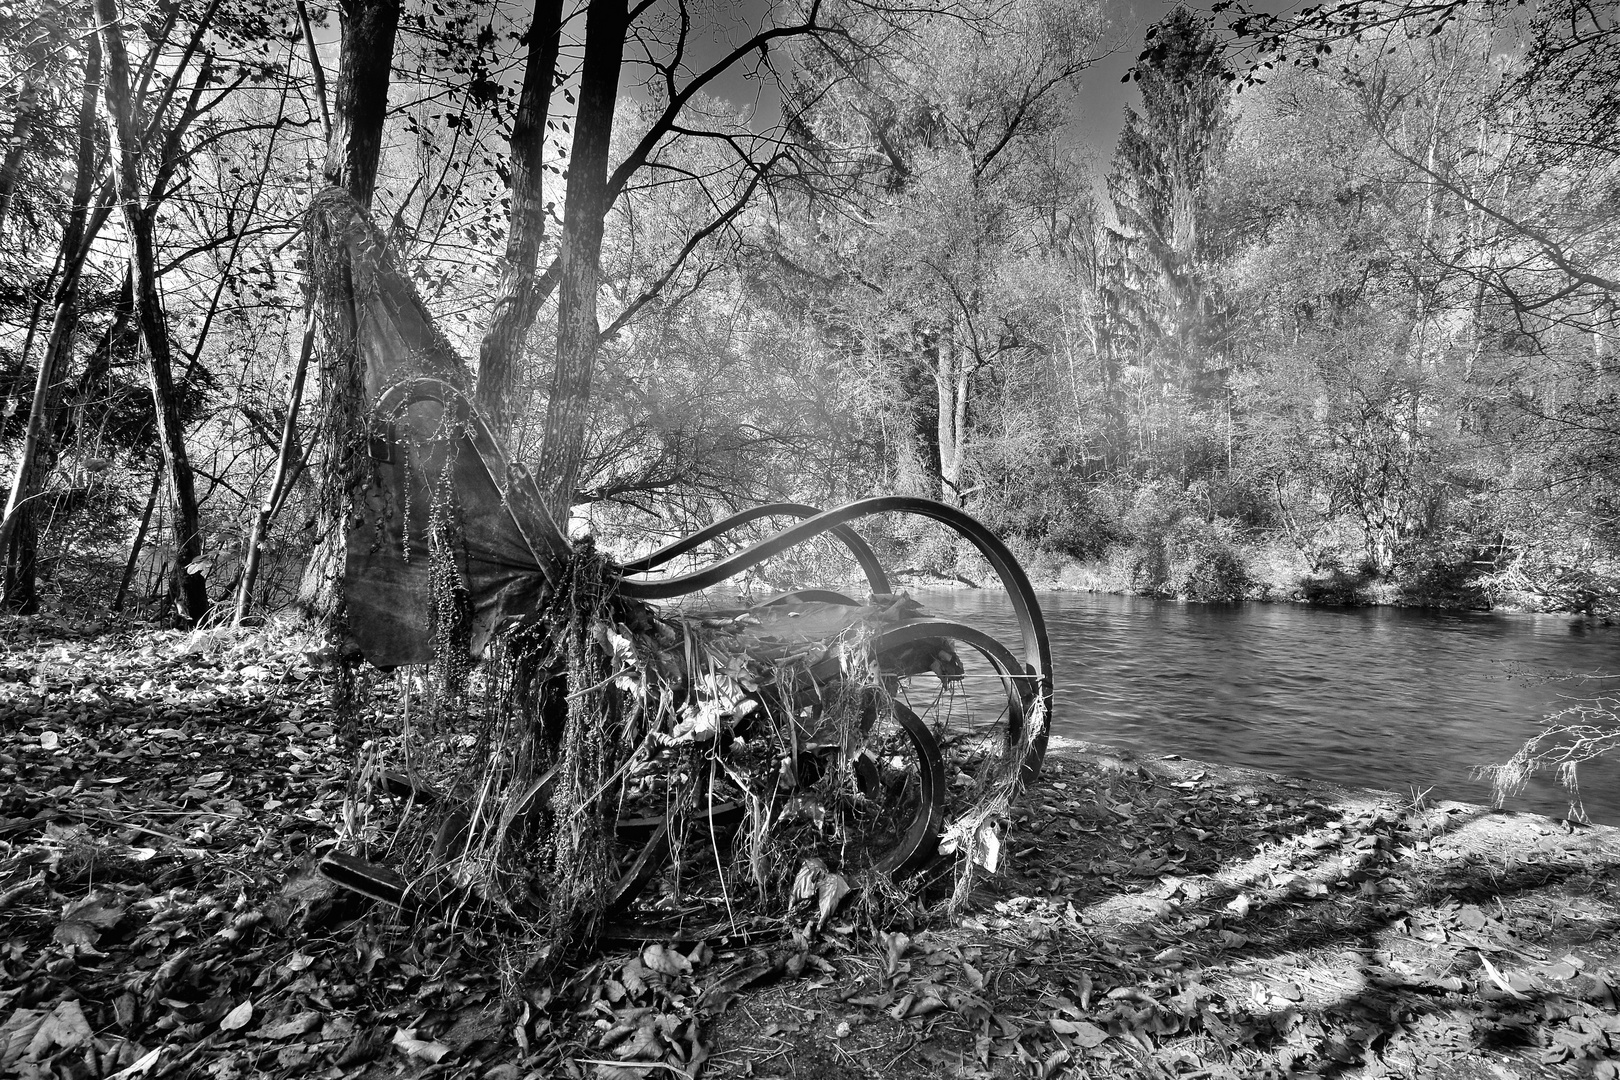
[617,497,1053,787]
[618,503,891,594]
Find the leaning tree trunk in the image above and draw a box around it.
[299,0,402,630]
[0,80,38,229]
[0,40,101,614]
[474,0,564,437]
[531,0,628,518]
[97,0,209,626]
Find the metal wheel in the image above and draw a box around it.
[773,688,945,879]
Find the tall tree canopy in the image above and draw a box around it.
[0,0,1613,622]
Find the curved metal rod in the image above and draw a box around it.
[617,497,1053,787]
[617,502,890,595]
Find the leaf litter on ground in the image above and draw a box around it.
[1,619,1618,1079]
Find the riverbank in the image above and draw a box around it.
[705,741,1620,1078]
[2,618,1616,1079]
[897,532,1619,618]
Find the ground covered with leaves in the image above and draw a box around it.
[1,620,1617,1079]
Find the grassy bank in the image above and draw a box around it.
[3,622,1617,1078]
[901,531,1620,618]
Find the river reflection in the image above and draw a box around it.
[910,589,1620,825]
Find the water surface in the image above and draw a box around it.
[912,590,1620,825]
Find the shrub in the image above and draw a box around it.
[1120,481,1257,601]
[972,471,1125,563]
[1178,531,1257,602]
[1297,567,1374,606]
[1393,543,1495,609]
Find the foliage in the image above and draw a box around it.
[1109,5,1234,388]
[0,0,1613,621]
[1118,480,1258,601]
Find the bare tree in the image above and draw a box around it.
[529,0,628,515]
[0,40,99,614]
[474,0,565,437]
[97,0,209,625]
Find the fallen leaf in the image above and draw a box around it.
[392,1027,452,1063]
[792,857,829,902]
[613,1022,661,1061]
[1478,955,1530,1000]
[622,956,649,997]
[642,944,692,978]
[106,1047,163,1079]
[972,823,1002,872]
[1050,1017,1107,1047]
[816,872,851,927]
[219,1000,254,1031]
[26,1000,92,1059]
[54,896,125,953]
[262,1012,321,1040]
[0,1008,47,1068]
[882,931,911,972]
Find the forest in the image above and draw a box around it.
[0,0,1617,623]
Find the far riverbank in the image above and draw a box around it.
[899,540,1617,618]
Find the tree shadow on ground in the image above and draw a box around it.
[704,751,1620,1079]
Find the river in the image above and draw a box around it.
[910,589,1620,825]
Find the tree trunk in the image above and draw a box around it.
[895,336,942,500]
[237,307,316,624]
[935,334,971,504]
[475,0,564,436]
[0,80,38,229]
[0,39,101,614]
[531,0,628,518]
[97,0,209,626]
[300,0,402,629]
[112,466,162,612]
[322,0,400,207]
[296,0,333,140]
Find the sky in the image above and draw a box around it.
[653,0,1228,162]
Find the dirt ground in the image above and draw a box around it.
[1,620,1617,1079]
